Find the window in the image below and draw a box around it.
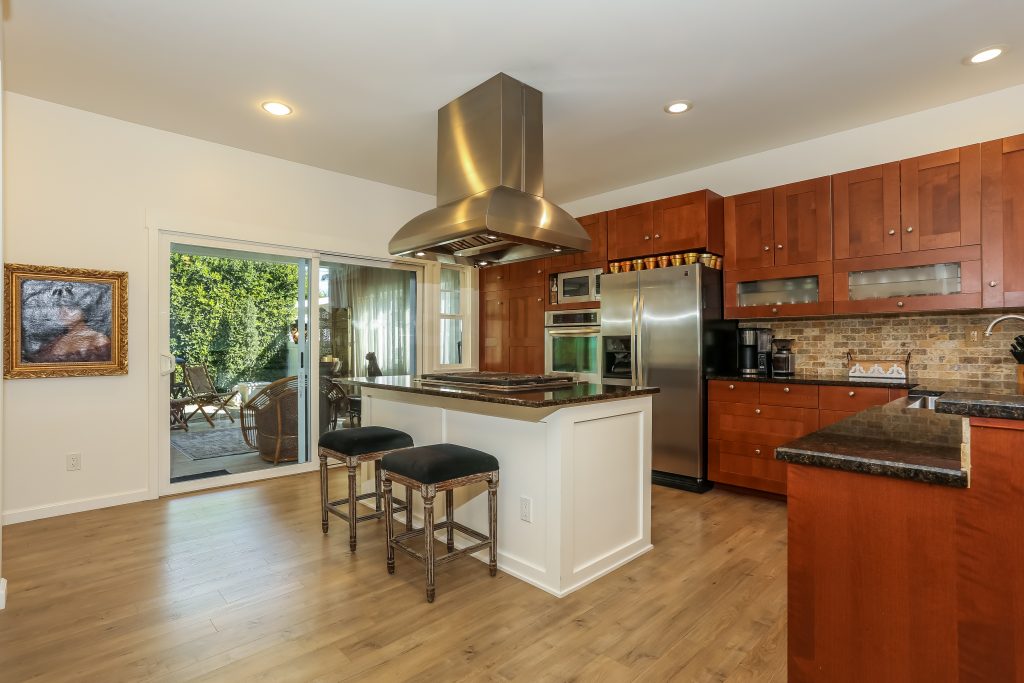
[439,267,465,366]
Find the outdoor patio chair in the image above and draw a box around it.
[182,364,239,427]
[240,376,300,464]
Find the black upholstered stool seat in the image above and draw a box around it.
[319,426,413,456]
[381,444,499,485]
[318,426,414,552]
[381,443,500,603]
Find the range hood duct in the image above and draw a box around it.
[389,73,590,266]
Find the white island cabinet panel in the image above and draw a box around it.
[359,384,653,598]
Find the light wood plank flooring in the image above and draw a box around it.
[0,472,787,682]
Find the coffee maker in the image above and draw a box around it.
[771,338,797,377]
[739,328,774,376]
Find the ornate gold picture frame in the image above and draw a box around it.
[4,264,128,379]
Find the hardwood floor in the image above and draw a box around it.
[0,473,787,682]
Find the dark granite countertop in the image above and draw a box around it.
[927,378,1024,421]
[335,375,659,408]
[775,398,967,488]
[706,371,915,390]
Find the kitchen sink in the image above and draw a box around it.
[906,395,939,410]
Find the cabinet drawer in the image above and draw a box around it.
[709,402,819,444]
[708,379,759,404]
[708,439,787,495]
[759,383,818,408]
[819,385,891,412]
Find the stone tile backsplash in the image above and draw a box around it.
[739,311,1024,383]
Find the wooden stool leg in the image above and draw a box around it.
[319,452,329,534]
[405,486,413,531]
[347,462,359,552]
[383,476,395,574]
[488,476,498,577]
[423,487,436,603]
[445,490,455,553]
[374,460,383,513]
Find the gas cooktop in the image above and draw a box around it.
[418,371,576,392]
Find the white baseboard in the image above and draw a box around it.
[0,578,7,610]
[2,488,153,525]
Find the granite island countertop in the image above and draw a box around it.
[917,378,1024,422]
[335,375,659,409]
[775,397,968,488]
[706,371,915,390]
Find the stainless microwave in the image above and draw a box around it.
[555,268,602,305]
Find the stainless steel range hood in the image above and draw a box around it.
[389,73,590,266]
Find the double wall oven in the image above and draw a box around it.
[544,309,602,383]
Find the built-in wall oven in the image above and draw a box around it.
[544,309,602,383]
[555,267,602,306]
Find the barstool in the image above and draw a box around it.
[319,426,414,551]
[381,444,499,603]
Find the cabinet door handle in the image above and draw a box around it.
[888,228,897,235]
[771,307,779,314]
[644,235,651,240]
[654,233,661,239]
[848,391,856,397]
[897,301,905,308]
[755,408,761,415]
[754,449,761,455]
[763,245,770,252]
[536,269,542,274]
[783,387,790,393]
[536,298,542,302]
[990,281,999,287]
[728,384,735,390]
[906,226,914,233]
[497,275,503,280]
[776,244,783,249]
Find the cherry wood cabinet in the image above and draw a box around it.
[833,162,902,259]
[900,144,981,253]
[773,177,832,266]
[480,290,508,372]
[981,134,1024,308]
[724,261,834,319]
[480,265,510,293]
[575,212,608,268]
[479,285,545,374]
[507,261,547,289]
[724,189,774,271]
[607,202,655,261]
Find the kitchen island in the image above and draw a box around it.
[337,374,658,597]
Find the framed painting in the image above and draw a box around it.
[4,264,128,379]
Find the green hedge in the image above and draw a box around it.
[170,253,299,390]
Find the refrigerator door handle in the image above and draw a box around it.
[630,293,639,384]
[637,293,645,386]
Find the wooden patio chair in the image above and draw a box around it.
[182,365,239,427]
[240,376,299,464]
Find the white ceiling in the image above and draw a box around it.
[4,1,1024,203]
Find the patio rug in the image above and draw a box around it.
[171,426,255,460]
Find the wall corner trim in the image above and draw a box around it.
[0,578,7,610]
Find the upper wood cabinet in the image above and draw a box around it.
[981,134,1024,309]
[833,162,901,259]
[607,190,723,261]
[575,212,608,267]
[607,202,655,261]
[900,145,981,252]
[507,260,547,289]
[724,189,774,271]
[773,176,832,266]
[480,265,510,293]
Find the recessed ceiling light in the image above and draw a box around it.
[663,100,692,115]
[966,47,1004,64]
[261,101,293,116]
[414,251,426,257]
[478,261,488,266]
[487,235,499,240]
[552,247,562,252]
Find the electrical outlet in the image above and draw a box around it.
[67,452,82,471]
[965,329,981,344]
[519,496,532,523]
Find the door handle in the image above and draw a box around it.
[630,294,638,384]
[159,354,175,376]
[637,294,646,386]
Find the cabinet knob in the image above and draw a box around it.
[755,408,761,415]
[644,235,651,240]
[905,226,914,233]
[536,298,542,302]
[497,275,503,280]
[888,228,897,236]
[989,280,999,287]
[654,233,661,239]
[848,391,856,397]
[776,244,783,249]
[754,449,761,455]
[771,307,779,314]
[728,384,735,390]
[763,245,770,252]
[783,387,790,393]
[537,269,542,274]
[897,301,905,308]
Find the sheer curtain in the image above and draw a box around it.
[322,263,416,377]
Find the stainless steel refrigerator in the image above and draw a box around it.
[600,264,736,492]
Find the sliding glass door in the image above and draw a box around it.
[162,240,311,488]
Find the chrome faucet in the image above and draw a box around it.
[984,314,1024,336]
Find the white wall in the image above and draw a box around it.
[563,83,1024,216]
[2,92,433,524]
